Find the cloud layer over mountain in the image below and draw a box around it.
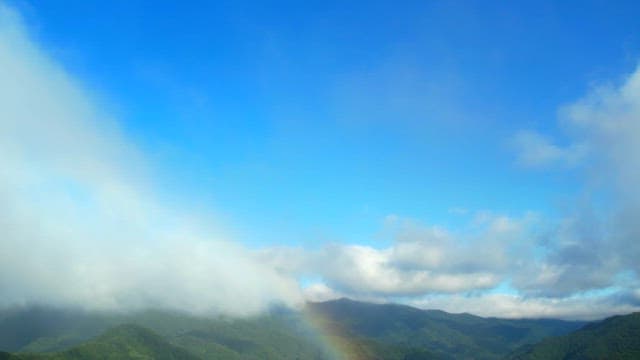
[0,4,301,316]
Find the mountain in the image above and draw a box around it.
[506,312,640,360]
[306,298,584,360]
[4,324,199,360]
[0,307,327,359]
[0,299,587,359]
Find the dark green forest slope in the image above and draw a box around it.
[0,307,328,359]
[307,299,584,359]
[0,299,589,360]
[506,312,640,360]
[2,324,199,360]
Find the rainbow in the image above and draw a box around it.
[300,305,372,360]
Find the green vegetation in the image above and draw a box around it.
[0,307,331,359]
[0,299,591,360]
[307,298,584,360]
[507,312,640,360]
[10,324,199,360]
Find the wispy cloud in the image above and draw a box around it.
[511,130,587,168]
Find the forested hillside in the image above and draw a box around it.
[507,312,640,360]
[0,299,586,360]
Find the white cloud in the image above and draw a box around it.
[272,213,537,299]
[511,130,587,168]
[507,63,640,300]
[303,283,344,303]
[408,291,640,321]
[0,3,301,316]
[315,244,500,296]
[261,57,640,318]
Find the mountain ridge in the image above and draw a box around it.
[0,299,600,359]
[506,312,640,359]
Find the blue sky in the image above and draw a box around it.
[14,0,639,246]
[3,0,640,318]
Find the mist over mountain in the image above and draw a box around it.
[0,2,300,316]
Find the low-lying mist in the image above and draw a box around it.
[0,4,301,317]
